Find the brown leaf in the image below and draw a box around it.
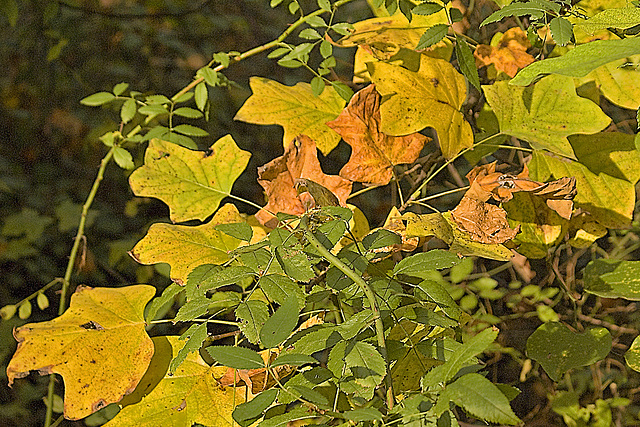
[326,85,429,185]
[256,135,352,227]
[474,27,535,78]
[451,197,519,244]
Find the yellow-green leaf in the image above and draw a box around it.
[367,55,472,159]
[129,203,243,284]
[483,75,610,159]
[129,136,250,223]
[580,56,640,110]
[7,285,155,420]
[233,77,345,155]
[106,336,245,427]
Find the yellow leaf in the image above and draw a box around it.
[580,56,640,110]
[129,136,250,223]
[234,77,346,155]
[130,203,243,284]
[105,336,245,427]
[368,55,472,159]
[7,285,155,420]
[483,76,611,159]
[567,213,608,249]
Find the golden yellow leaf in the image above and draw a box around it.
[7,285,155,420]
[233,77,345,155]
[474,27,534,78]
[129,203,244,284]
[367,55,472,159]
[106,336,245,426]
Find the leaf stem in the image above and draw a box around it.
[44,147,115,427]
[300,215,395,409]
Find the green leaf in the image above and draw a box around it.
[36,292,49,310]
[526,322,611,381]
[80,92,115,106]
[549,17,573,46]
[480,0,560,26]
[511,37,640,86]
[145,283,184,322]
[342,408,384,422]
[233,389,278,427]
[187,265,255,294]
[236,300,269,344]
[169,322,208,374]
[368,56,472,159]
[330,81,354,102]
[172,124,209,137]
[259,408,316,427]
[258,274,306,311]
[327,341,386,399]
[260,296,300,348]
[417,280,462,320]
[574,7,640,34]
[583,259,640,300]
[455,34,481,91]
[288,385,329,407]
[206,346,264,369]
[174,296,211,322]
[413,2,444,15]
[113,147,135,170]
[214,222,253,241]
[195,81,208,111]
[173,107,203,119]
[120,98,137,123]
[138,104,168,118]
[270,228,315,282]
[483,75,610,159]
[423,327,498,386]
[363,229,401,251]
[1,0,18,26]
[436,373,521,424]
[129,136,250,223]
[197,67,219,86]
[416,24,449,50]
[393,250,461,278]
[310,76,325,96]
[271,353,318,367]
[234,77,345,155]
[18,300,31,319]
[129,204,243,284]
[112,82,129,96]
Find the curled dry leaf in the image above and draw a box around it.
[326,85,429,186]
[474,27,535,78]
[382,206,420,252]
[451,196,519,244]
[256,135,352,227]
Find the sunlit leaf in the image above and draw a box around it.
[129,204,243,284]
[368,55,472,159]
[106,336,245,426]
[7,286,155,420]
[574,7,640,35]
[579,56,640,110]
[483,75,610,158]
[234,77,345,155]
[583,259,640,300]
[129,137,250,223]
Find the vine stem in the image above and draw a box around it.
[44,147,115,427]
[300,215,395,410]
[170,0,357,103]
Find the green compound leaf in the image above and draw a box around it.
[481,0,559,26]
[526,322,611,381]
[435,373,521,425]
[511,37,640,86]
[129,136,251,223]
[206,346,265,369]
[583,259,640,300]
[483,75,610,159]
[232,389,278,427]
[549,17,573,46]
[235,300,269,345]
[416,24,449,50]
[234,77,345,155]
[455,34,481,91]
[169,322,208,374]
[80,91,116,106]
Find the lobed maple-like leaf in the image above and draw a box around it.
[234,77,345,155]
[105,336,245,426]
[128,136,250,223]
[367,55,472,159]
[474,27,534,78]
[129,203,244,284]
[483,75,610,159]
[579,56,640,110]
[255,135,352,227]
[7,285,155,420]
[326,85,429,185]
